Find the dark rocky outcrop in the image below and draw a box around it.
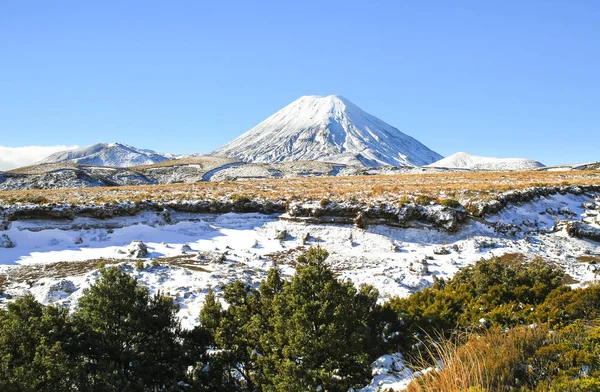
[285,201,468,232]
[564,221,600,243]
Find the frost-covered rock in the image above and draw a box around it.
[433,246,451,255]
[409,261,429,276]
[127,240,149,258]
[0,234,14,248]
[40,279,77,303]
[274,229,288,240]
[74,237,83,245]
[181,244,193,253]
[423,205,467,232]
[194,251,227,264]
[559,206,574,216]
[359,353,414,392]
[564,221,600,243]
[494,222,520,236]
[474,238,497,250]
[583,201,597,210]
[354,211,368,229]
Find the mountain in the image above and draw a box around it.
[428,152,544,171]
[37,143,173,167]
[212,95,442,167]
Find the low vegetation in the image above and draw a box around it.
[385,253,600,391]
[1,169,599,207]
[2,249,600,391]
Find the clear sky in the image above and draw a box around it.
[1,0,599,168]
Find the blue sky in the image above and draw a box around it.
[1,0,599,167]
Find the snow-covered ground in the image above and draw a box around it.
[0,192,599,390]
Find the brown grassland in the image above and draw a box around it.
[1,170,599,206]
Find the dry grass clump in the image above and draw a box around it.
[0,169,599,207]
[6,254,217,284]
[406,326,549,392]
[577,255,600,264]
[8,259,124,283]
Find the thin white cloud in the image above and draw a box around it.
[0,145,79,171]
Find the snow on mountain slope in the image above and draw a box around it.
[38,143,172,167]
[428,152,544,171]
[212,95,443,167]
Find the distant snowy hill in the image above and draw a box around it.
[428,152,544,171]
[212,95,442,167]
[38,143,173,167]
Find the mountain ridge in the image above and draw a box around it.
[428,152,544,171]
[38,143,174,167]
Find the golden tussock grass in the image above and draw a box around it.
[1,170,599,206]
[406,326,549,392]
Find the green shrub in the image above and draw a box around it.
[230,194,251,203]
[195,247,385,391]
[440,198,462,208]
[415,195,434,206]
[386,255,564,351]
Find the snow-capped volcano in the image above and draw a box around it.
[37,143,172,167]
[212,95,442,167]
[428,152,544,171]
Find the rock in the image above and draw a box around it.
[475,239,496,250]
[564,221,600,243]
[559,207,574,216]
[127,240,148,258]
[425,205,467,232]
[215,253,227,263]
[274,229,288,240]
[409,262,429,276]
[74,237,83,245]
[354,212,368,229]
[0,234,14,248]
[195,251,227,264]
[451,244,460,252]
[42,279,77,303]
[181,244,193,253]
[161,209,172,224]
[569,186,583,195]
[0,220,9,231]
[302,232,311,245]
[433,246,451,255]
[583,201,597,210]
